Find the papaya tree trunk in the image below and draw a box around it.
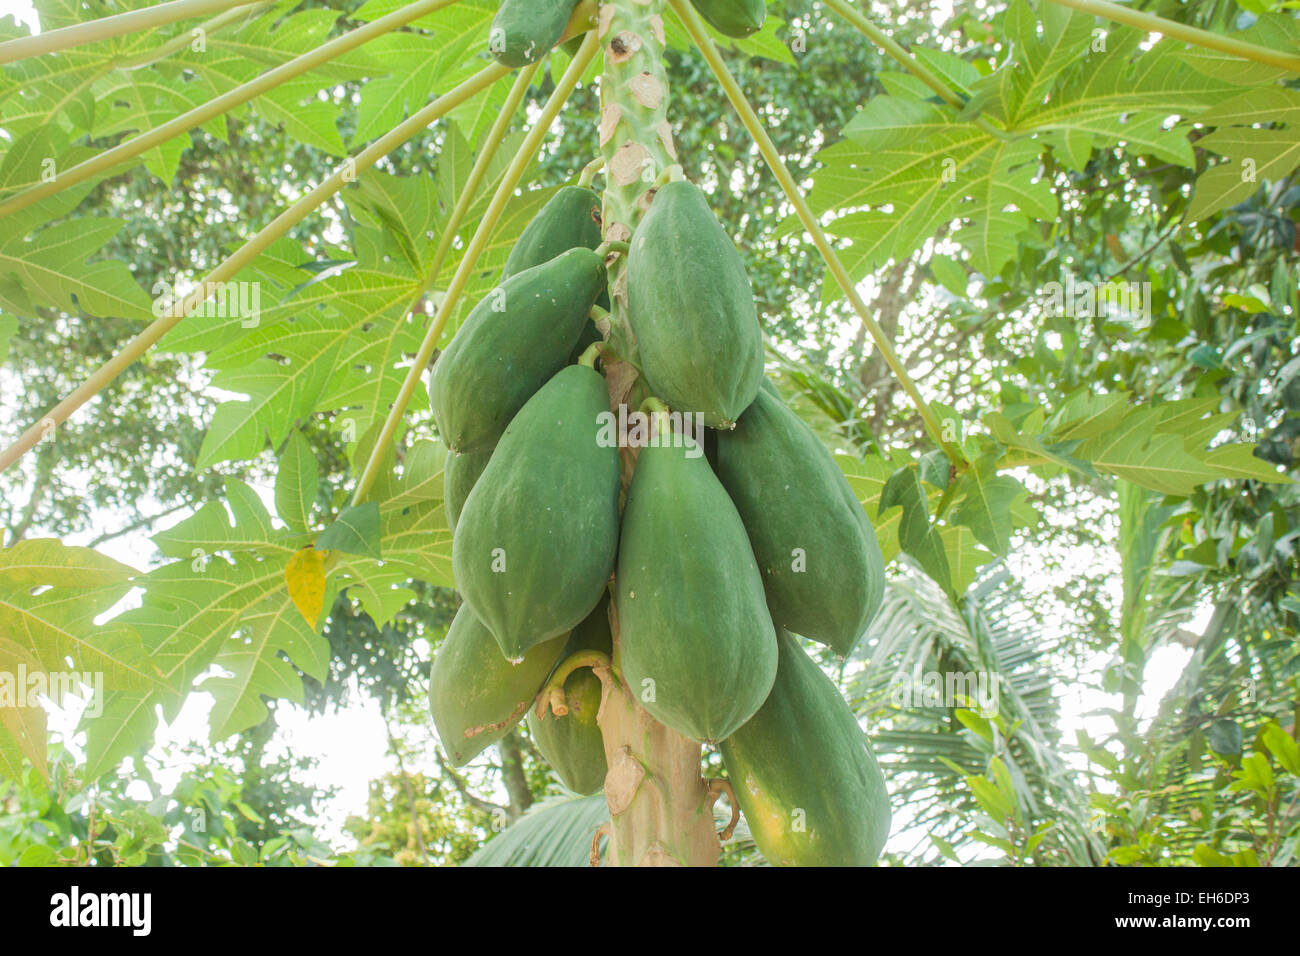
[593,0,721,868]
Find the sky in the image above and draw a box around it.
[1,0,1202,861]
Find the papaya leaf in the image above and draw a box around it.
[153,478,295,559]
[985,410,1083,472]
[84,554,301,779]
[285,547,326,626]
[977,0,1097,130]
[81,481,336,778]
[0,637,48,781]
[317,503,382,559]
[939,525,992,598]
[329,439,453,623]
[197,313,346,468]
[950,456,1024,556]
[1260,723,1300,776]
[200,590,329,740]
[1076,405,1288,494]
[0,538,159,690]
[275,430,320,534]
[0,219,153,320]
[837,453,901,565]
[0,314,14,364]
[1201,443,1292,485]
[842,94,949,148]
[1187,126,1300,222]
[880,465,953,597]
[351,18,488,145]
[1044,389,1130,441]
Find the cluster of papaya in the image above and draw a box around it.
[486,0,766,70]
[427,166,890,865]
[618,178,891,865]
[429,2,887,861]
[429,181,615,778]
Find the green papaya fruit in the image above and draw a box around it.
[527,596,612,795]
[443,442,494,534]
[502,186,603,280]
[616,430,777,742]
[489,0,580,68]
[719,628,891,866]
[758,375,780,399]
[501,185,608,363]
[453,365,620,658]
[690,0,766,38]
[429,247,605,453]
[430,604,567,766]
[627,181,764,428]
[716,386,884,657]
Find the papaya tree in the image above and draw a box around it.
[0,0,1296,868]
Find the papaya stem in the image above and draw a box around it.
[421,65,541,310]
[671,0,968,470]
[537,649,613,718]
[707,778,740,841]
[1046,0,1300,73]
[639,396,670,416]
[578,156,606,187]
[638,397,674,440]
[653,164,684,187]
[594,240,631,260]
[597,0,721,869]
[0,0,256,64]
[588,304,611,323]
[349,29,601,507]
[113,1,274,71]
[560,0,600,43]
[577,341,604,368]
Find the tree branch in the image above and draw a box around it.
[434,748,506,817]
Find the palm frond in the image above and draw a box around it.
[463,793,608,868]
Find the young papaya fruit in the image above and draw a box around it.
[430,604,567,766]
[502,186,603,280]
[719,628,891,866]
[453,365,620,659]
[715,386,885,657]
[527,596,612,795]
[443,442,494,534]
[489,0,580,67]
[429,247,605,453]
[616,428,777,742]
[689,0,766,38]
[627,181,764,428]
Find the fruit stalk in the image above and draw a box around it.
[593,0,721,868]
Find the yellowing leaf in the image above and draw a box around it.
[285,548,325,626]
